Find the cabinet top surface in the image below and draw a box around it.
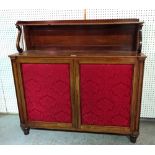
[16,19,143,26]
[9,49,146,58]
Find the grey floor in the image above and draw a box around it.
[0,114,155,145]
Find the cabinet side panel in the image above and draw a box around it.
[80,64,133,127]
[21,64,72,123]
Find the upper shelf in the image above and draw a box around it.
[15,19,143,54]
[16,19,143,26]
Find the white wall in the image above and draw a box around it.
[0,9,155,117]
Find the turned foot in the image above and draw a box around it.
[20,124,30,135]
[130,135,137,143]
[24,128,30,135]
[21,127,30,135]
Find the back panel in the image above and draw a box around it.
[23,24,139,51]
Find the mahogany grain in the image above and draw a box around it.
[9,19,146,143]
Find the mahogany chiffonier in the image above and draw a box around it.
[9,19,146,143]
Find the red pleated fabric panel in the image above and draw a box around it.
[22,64,71,123]
[80,64,133,127]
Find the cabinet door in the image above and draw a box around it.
[17,58,75,129]
[76,59,138,133]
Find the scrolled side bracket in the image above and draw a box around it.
[16,25,23,53]
[138,24,143,53]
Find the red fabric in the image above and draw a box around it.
[80,64,133,127]
[22,64,71,123]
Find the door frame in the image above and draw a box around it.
[74,57,140,135]
[11,57,76,130]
